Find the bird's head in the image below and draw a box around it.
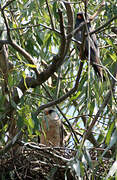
[75,12,85,27]
[44,107,59,121]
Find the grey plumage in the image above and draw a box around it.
[74,12,105,80]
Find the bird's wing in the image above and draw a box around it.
[85,25,104,79]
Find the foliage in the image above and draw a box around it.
[0,0,117,179]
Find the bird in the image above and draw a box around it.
[74,12,104,80]
[40,107,63,147]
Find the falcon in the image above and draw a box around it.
[40,107,63,147]
[74,12,104,80]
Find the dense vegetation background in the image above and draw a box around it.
[0,0,117,179]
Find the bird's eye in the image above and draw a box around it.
[48,109,55,114]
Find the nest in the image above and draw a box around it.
[0,142,114,180]
[0,143,76,180]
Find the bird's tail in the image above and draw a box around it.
[92,59,105,81]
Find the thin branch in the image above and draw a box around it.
[35,61,84,116]
[0,5,73,130]
[87,15,117,36]
[69,92,98,146]
[26,92,51,101]
[2,0,15,10]
[10,41,39,75]
[58,0,81,4]
[64,1,73,35]
[99,43,117,49]
[45,0,54,29]
[89,0,105,21]
[70,15,117,40]
[20,141,71,162]
[0,130,22,156]
[84,0,88,19]
[41,85,80,145]
[56,106,80,144]
[10,23,59,34]
[1,8,11,40]
[64,1,73,53]
[67,20,89,40]
[58,9,66,58]
[69,115,110,122]
[93,63,117,82]
[82,69,117,145]
[55,67,61,98]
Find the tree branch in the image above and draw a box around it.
[67,20,88,40]
[10,23,60,34]
[0,6,73,129]
[1,7,11,41]
[35,61,84,116]
[45,0,54,30]
[41,85,80,145]
[87,15,117,36]
[0,130,22,156]
[93,63,117,82]
[58,9,66,58]
[82,69,117,145]
[89,0,105,21]
[2,0,15,10]
[64,1,73,53]
[10,41,39,75]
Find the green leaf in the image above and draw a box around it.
[106,161,117,179]
[39,0,45,7]
[83,148,93,169]
[0,96,5,106]
[25,64,37,68]
[105,121,115,145]
[102,130,117,157]
[109,53,117,62]
[53,1,59,20]
[35,32,43,46]
[70,91,81,101]
[31,112,39,131]
[8,74,13,87]
[0,108,5,112]
[11,100,17,109]
[28,117,34,129]
[22,71,28,89]
[105,38,113,46]
[17,115,24,129]
[97,133,104,144]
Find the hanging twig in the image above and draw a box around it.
[82,69,117,145]
[45,0,54,30]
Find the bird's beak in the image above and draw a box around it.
[45,110,49,115]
